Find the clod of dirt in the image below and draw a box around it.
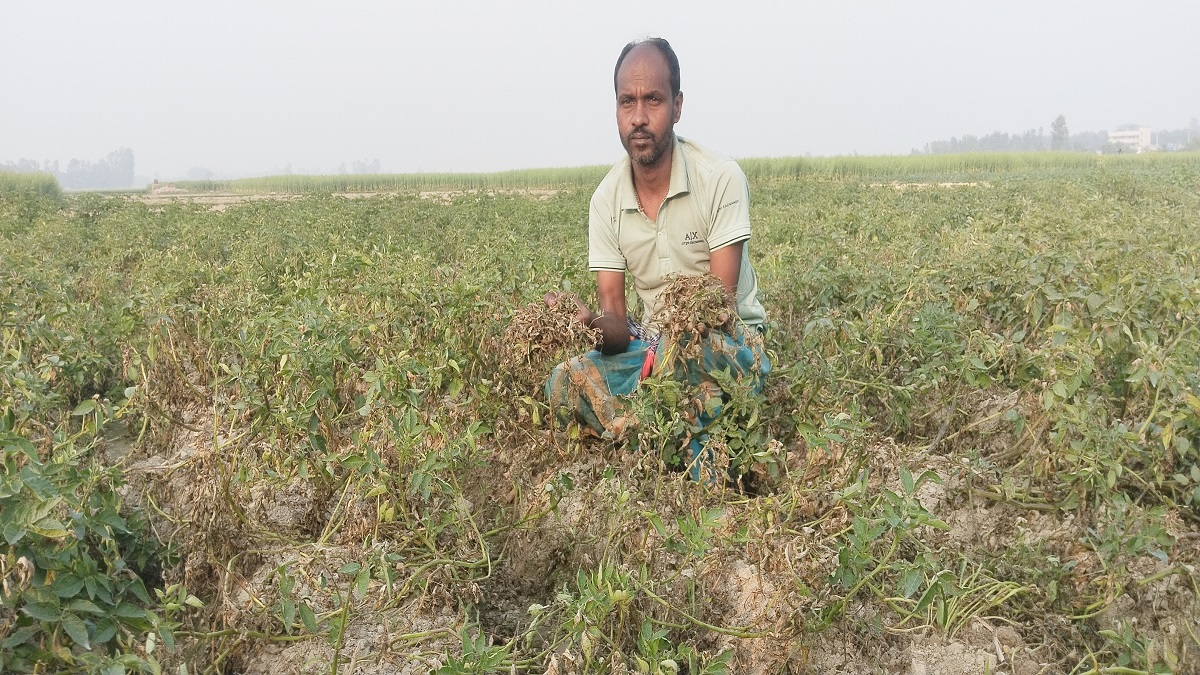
[709,559,793,674]
[247,478,322,537]
[908,634,1000,674]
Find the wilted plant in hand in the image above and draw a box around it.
[497,295,600,387]
[654,274,736,369]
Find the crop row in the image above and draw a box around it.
[1,162,1198,672]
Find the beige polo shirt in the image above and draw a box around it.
[589,135,766,331]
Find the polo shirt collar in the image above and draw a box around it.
[618,134,691,211]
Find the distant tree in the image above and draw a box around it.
[106,148,135,187]
[1051,115,1069,150]
[54,148,135,189]
[1070,130,1109,152]
[921,127,1047,154]
[350,158,380,174]
[1153,128,1193,150]
[61,158,90,189]
[184,166,214,181]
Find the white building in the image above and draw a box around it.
[1109,125,1153,153]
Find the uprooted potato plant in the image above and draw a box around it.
[2,159,1200,674]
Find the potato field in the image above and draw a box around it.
[2,154,1199,674]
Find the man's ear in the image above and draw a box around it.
[673,91,683,123]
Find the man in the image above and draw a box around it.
[546,38,769,473]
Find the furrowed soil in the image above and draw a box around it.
[2,159,1199,674]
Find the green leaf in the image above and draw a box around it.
[924,517,951,531]
[838,481,862,500]
[67,598,104,614]
[61,611,91,649]
[72,400,97,416]
[112,603,148,619]
[158,625,176,651]
[52,575,85,599]
[299,602,318,633]
[278,572,295,595]
[353,568,370,599]
[914,580,941,614]
[18,471,55,498]
[93,618,118,645]
[95,509,130,533]
[337,562,361,575]
[2,435,38,459]
[309,433,328,453]
[3,521,26,545]
[23,601,62,622]
[1,625,38,649]
[29,517,70,539]
[899,568,922,599]
[129,579,152,605]
[916,470,943,487]
[645,512,667,537]
[281,599,296,630]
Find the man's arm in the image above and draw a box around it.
[707,159,751,303]
[593,270,630,355]
[709,240,743,298]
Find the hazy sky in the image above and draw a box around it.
[3,1,1198,180]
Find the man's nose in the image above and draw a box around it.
[630,100,649,126]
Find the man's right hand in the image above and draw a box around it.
[543,291,594,326]
[544,291,629,355]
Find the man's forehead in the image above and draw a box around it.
[616,45,671,89]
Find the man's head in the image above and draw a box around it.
[614,38,683,168]
[614,38,680,98]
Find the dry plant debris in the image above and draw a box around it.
[6,161,1200,674]
[497,296,600,386]
[655,273,735,340]
[653,273,738,370]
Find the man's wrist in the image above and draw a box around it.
[592,313,631,355]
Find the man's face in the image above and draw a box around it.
[615,45,683,168]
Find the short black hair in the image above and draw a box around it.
[614,37,681,97]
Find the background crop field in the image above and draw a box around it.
[2,154,1199,674]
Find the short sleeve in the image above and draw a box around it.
[706,161,752,250]
[588,192,626,272]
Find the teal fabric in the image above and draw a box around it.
[545,330,769,448]
[670,329,770,483]
[661,329,771,394]
[545,340,651,437]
